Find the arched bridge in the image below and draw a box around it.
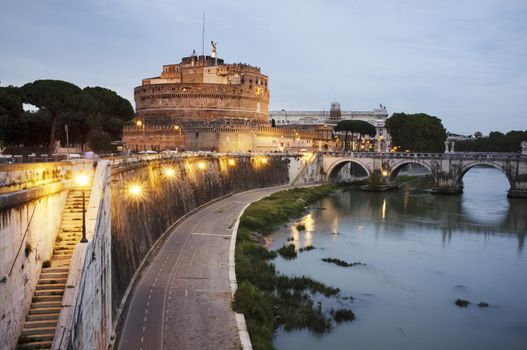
[321,152,527,197]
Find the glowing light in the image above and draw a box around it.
[228,159,236,166]
[136,120,143,127]
[381,170,389,177]
[260,157,268,164]
[75,174,89,187]
[164,167,176,177]
[381,199,387,220]
[197,161,207,170]
[174,125,180,130]
[128,184,143,198]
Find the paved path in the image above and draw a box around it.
[118,186,286,350]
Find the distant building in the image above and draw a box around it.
[269,103,391,151]
[269,102,388,127]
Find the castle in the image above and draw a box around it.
[122,48,389,153]
[135,53,269,125]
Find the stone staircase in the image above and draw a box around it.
[17,189,90,349]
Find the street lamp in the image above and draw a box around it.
[163,167,176,177]
[127,183,144,200]
[75,174,90,243]
[136,120,145,137]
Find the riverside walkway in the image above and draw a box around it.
[117,186,287,350]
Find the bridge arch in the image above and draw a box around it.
[458,161,513,187]
[388,160,433,182]
[326,159,371,182]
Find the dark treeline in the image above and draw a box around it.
[455,131,527,152]
[0,80,134,152]
[385,112,447,153]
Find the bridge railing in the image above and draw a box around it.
[321,151,525,161]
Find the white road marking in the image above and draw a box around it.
[192,232,231,237]
[144,317,147,322]
[141,336,144,343]
[142,326,145,332]
[185,288,188,297]
[194,289,231,294]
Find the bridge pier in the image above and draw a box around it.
[508,189,527,198]
[431,183,463,195]
[508,179,527,198]
[361,168,398,192]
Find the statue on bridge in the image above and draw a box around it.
[444,140,455,153]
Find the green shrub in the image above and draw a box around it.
[277,244,297,259]
[234,185,354,349]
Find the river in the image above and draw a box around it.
[268,167,527,350]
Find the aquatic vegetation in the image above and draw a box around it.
[321,257,365,267]
[298,245,315,252]
[277,244,297,259]
[234,184,355,350]
[455,299,470,307]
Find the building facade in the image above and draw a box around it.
[134,54,269,125]
[269,102,391,151]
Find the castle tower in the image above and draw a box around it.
[328,102,342,122]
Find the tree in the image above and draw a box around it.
[352,120,377,140]
[0,86,25,146]
[334,120,377,151]
[385,113,447,152]
[87,129,112,153]
[20,80,82,153]
[456,130,527,152]
[82,86,134,140]
[334,120,354,151]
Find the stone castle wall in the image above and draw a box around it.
[135,82,269,124]
[110,155,290,320]
[135,56,269,125]
[122,125,316,152]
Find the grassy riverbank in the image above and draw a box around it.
[234,184,354,350]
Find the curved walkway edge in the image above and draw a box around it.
[229,201,254,350]
[115,184,300,350]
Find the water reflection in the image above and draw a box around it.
[271,167,527,350]
[327,169,526,251]
[290,212,316,247]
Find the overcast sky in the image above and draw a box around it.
[1,0,526,134]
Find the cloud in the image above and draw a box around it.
[1,0,526,134]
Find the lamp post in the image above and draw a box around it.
[136,120,145,135]
[75,174,89,243]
